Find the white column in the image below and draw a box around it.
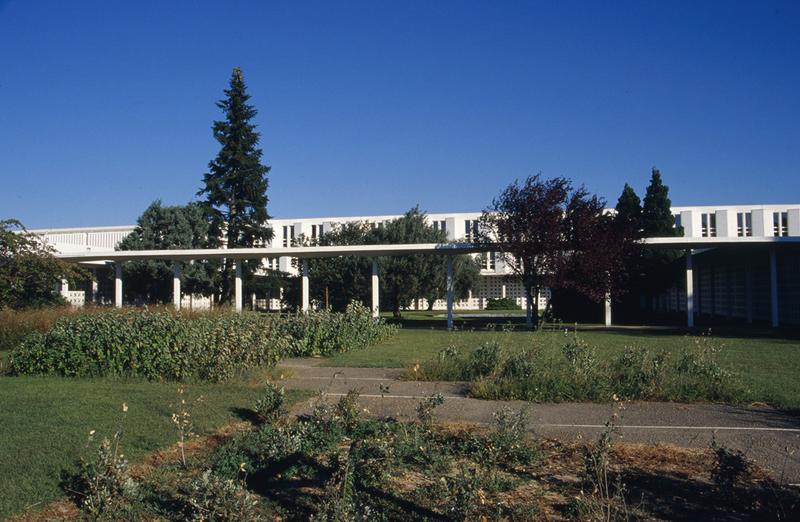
[770,247,779,328]
[446,256,454,329]
[604,293,612,327]
[301,259,309,313]
[685,250,694,328]
[114,263,123,308]
[172,263,182,310]
[60,279,69,297]
[91,268,98,304]
[371,258,379,318]
[234,261,243,313]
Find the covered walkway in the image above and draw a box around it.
[55,236,800,329]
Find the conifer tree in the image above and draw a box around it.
[614,183,643,237]
[198,67,273,302]
[641,168,676,237]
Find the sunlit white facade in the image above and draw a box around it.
[29,203,800,324]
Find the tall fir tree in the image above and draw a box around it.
[641,168,676,237]
[198,67,273,302]
[614,183,643,237]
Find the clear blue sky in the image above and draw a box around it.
[1,1,798,228]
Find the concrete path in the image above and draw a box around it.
[278,358,800,483]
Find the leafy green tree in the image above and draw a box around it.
[305,222,375,310]
[420,254,481,311]
[376,207,453,317]
[117,201,217,303]
[642,168,677,237]
[198,67,273,303]
[0,219,85,309]
[290,208,479,316]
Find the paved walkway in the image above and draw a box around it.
[278,358,800,483]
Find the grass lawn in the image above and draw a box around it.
[324,324,800,410]
[0,371,310,520]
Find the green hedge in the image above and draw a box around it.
[484,298,521,311]
[9,302,394,381]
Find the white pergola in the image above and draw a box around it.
[56,237,800,328]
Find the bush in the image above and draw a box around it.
[411,334,747,404]
[10,305,395,381]
[484,297,521,310]
[254,382,288,424]
[185,470,261,521]
[279,301,395,357]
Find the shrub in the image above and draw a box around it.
[711,438,752,494]
[488,407,539,466]
[463,341,502,379]
[414,334,747,405]
[66,434,139,518]
[416,393,446,430]
[279,301,395,357]
[610,346,668,400]
[10,305,394,381]
[484,297,522,310]
[185,470,261,521]
[254,382,287,424]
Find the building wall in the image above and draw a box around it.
[650,248,800,326]
[29,204,800,314]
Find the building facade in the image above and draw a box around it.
[30,204,800,324]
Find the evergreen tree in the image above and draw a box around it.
[641,168,676,237]
[198,67,273,302]
[614,183,643,237]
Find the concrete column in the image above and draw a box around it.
[371,258,379,318]
[604,293,612,327]
[234,262,242,313]
[91,268,98,304]
[301,259,309,313]
[114,263,123,308]
[685,250,694,328]
[60,279,69,297]
[446,256,454,329]
[501,283,506,299]
[172,263,182,310]
[770,248,779,328]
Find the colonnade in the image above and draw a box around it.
[110,255,460,329]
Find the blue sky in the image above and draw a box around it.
[1,0,798,228]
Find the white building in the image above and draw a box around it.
[30,204,800,325]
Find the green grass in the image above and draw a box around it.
[324,327,800,410]
[0,372,310,520]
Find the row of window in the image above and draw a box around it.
[697,211,789,237]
